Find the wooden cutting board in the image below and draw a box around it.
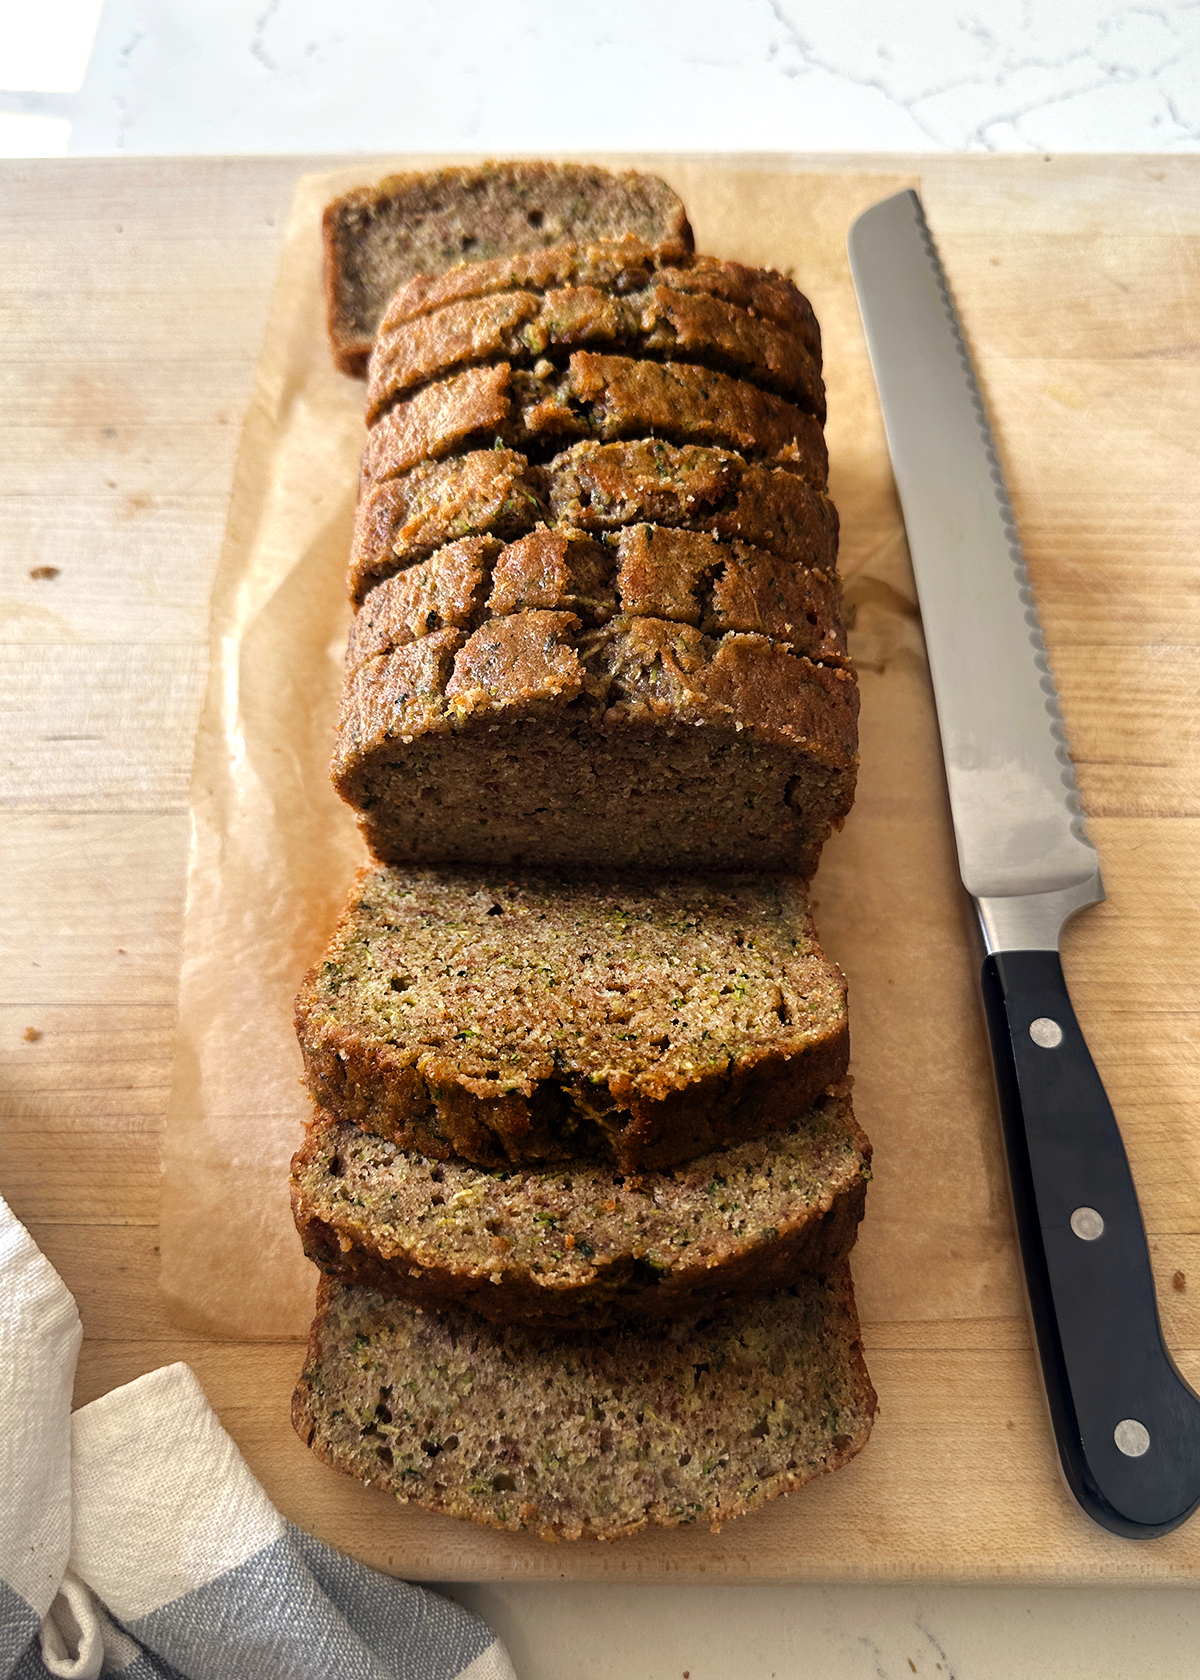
[3,152,1199,1584]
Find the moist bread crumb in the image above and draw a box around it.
[292,1264,875,1540]
[296,866,850,1170]
[292,1080,870,1325]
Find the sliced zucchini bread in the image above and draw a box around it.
[292,1081,870,1326]
[292,1263,875,1540]
[295,866,850,1171]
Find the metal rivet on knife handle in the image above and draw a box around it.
[1071,1207,1105,1242]
[1029,1017,1064,1048]
[1115,1420,1151,1458]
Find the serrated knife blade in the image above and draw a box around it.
[849,189,1200,1539]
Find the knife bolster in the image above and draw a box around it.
[975,873,1104,955]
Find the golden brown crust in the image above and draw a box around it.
[359,357,828,491]
[347,536,502,669]
[347,524,848,677]
[366,283,825,423]
[349,439,833,605]
[334,615,858,768]
[360,363,514,482]
[613,525,847,661]
[447,609,585,709]
[380,240,819,360]
[547,438,834,548]
[321,199,356,374]
[349,449,549,604]
[487,527,616,621]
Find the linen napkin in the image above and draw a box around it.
[0,1194,515,1680]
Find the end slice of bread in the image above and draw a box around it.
[324,163,693,376]
[292,1264,875,1540]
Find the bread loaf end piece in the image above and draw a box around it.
[325,163,693,375]
[291,1264,875,1540]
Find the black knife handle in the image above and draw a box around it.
[981,949,1200,1537]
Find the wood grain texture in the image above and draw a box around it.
[2,153,1200,1583]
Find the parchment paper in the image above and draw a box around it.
[161,161,1026,1342]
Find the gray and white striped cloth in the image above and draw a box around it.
[0,1194,515,1680]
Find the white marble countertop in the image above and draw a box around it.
[1,0,1198,159]
[3,3,1200,1676]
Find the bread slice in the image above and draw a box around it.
[357,356,829,488]
[295,866,850,1171]
[378,240,820,361]
[546,436,833,537]
[324,165,693,376]
[332,620,858,873]
[291,1264,875,1540]
[350,448,549,597]
[291,1081,870,1326]
[349,441,833,605]
[346,526,849,678]
[366,276,825,423]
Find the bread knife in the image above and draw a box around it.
[847,188,1200,1539]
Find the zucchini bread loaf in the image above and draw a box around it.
[325,165,692,376]
[292,1264,876,1541]
[295,865,849,1172]
[341,421,849,874]
[292,1081,870,1326]
[330,229,854,876]
[294,180,874,1547]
